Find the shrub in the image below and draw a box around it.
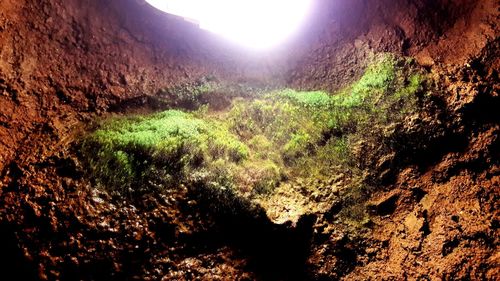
[241,160,283,195]
[283,132,313,161]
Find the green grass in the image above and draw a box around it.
[79,52,428,215]
[81,110,249,196]
[273,89,332,108]
[155,76,269,110]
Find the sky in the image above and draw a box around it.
[145,0,313,49]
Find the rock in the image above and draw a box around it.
[368,192,399,216]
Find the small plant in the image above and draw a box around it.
[283,132,313,161]
[154,77,270,111]
[274,89,332,108]
[156,76,219,108]
[238,160,283,195]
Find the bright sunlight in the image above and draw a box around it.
[145,0,313,49]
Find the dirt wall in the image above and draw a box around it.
[0,0,498,280]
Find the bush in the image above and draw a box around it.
[283,132,313,161]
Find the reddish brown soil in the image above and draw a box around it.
[0,0,498,280]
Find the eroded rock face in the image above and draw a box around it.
[0,0,498,280]
[288,0,499,91]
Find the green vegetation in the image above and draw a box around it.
[81,110,249,196]
[155,76,269,110]
[80,53,428,224]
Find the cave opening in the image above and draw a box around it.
[143,0,313,49]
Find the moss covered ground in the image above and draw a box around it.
[79,53,428,225]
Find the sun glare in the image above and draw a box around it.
[145,0,313,49]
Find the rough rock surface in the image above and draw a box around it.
[0,0,498,280]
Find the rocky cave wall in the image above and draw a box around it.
[0,0,498,280]
[0,0,262,173]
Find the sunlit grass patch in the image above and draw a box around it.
[81,110,249,196]
[79,52,429,224]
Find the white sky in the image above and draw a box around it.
[145,0,313,49]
